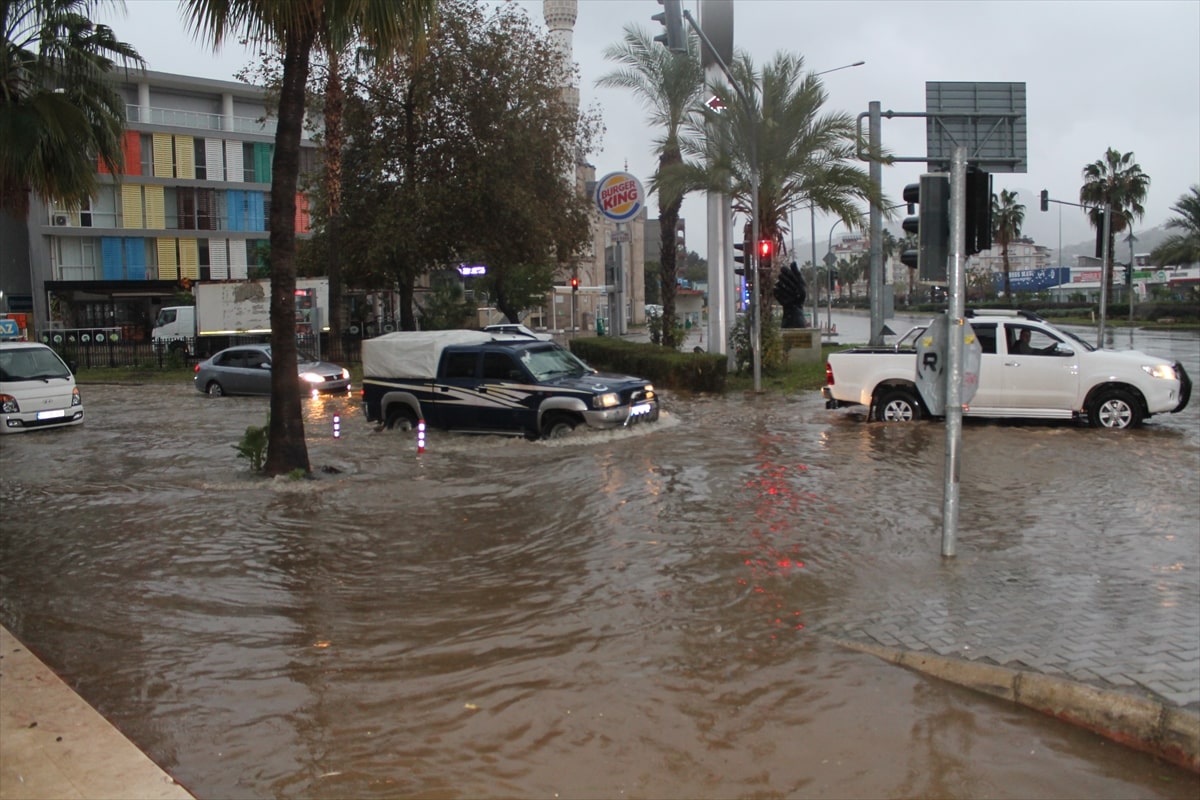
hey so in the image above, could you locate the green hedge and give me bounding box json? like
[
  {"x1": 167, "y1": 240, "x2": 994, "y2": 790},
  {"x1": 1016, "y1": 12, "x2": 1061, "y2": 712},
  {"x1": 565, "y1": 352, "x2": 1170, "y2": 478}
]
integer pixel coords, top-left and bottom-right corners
[{"x1": 569, "y1": 337, "x2": 727, "y2": 393}]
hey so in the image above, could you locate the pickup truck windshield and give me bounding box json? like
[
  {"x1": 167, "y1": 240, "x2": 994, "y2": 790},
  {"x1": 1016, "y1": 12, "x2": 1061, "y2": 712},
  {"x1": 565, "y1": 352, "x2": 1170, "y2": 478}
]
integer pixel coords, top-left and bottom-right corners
[{"x1": 521, "y1": 346, "x2": 593, "y2": 381}]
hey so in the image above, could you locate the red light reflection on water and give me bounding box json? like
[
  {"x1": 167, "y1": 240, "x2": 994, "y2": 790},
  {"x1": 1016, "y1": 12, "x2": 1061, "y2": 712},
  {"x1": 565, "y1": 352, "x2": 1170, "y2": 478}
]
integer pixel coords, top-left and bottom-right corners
[{"x1": 735, "y1": 450, "x2": 822, "y2": 638}]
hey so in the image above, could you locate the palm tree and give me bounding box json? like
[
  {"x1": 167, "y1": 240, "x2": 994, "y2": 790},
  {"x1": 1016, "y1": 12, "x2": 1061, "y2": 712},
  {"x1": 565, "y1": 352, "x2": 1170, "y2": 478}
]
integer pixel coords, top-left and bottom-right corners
[
  {"x1": 1, "y1": 0, "x2": 143, "y2": 218},
  {"x1": 991, "y1": 189, "x2": 1024, "y2": 299},
  {"x1": 1080, "y1": 148, "x2": 1150, "y2": 298},
  {"x1": 671, "y1": 52, "x2": 879, "y2": 322},
  {"x1": 597, "y1": 25, "x2": 703, "y2": 349},
  {"x1": 182, "y1": 0, "x2": 436, "y2": 476},
  {"x1": 1150, "y1": 185, "x2": 1200, "y2": 267}
]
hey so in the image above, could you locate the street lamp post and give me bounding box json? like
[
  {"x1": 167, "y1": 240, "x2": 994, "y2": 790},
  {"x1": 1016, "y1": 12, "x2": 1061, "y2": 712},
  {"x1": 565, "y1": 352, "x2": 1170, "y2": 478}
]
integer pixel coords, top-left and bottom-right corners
[{"x1": 826, "y1": 218, "x2": 845, "y2": 332}]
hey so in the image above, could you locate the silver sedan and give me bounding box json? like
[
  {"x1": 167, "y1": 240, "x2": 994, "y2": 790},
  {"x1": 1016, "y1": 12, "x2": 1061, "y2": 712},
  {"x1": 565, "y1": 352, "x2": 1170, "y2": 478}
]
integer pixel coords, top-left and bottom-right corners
[{"x1": 193, "y1": 344, "x2": 350, "y2": 397}]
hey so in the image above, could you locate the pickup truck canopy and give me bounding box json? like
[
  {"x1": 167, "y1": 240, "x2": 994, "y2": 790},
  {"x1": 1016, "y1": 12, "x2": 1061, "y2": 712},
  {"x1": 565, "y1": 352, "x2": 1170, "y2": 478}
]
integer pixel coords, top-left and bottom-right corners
[{"x1": 362, "y1": 330, "x2": 497, "y2": 378}]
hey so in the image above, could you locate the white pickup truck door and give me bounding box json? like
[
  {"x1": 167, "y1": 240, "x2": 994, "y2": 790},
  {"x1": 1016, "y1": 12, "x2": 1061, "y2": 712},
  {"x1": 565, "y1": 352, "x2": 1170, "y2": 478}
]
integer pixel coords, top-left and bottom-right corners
[{"x1": 997, "y1": 323, "x2": 1079, "y2": 411}]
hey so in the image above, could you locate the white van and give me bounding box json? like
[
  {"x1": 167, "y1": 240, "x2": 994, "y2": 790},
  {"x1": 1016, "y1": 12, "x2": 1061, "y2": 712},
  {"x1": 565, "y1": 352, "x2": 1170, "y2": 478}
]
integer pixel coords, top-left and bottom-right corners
[
  {"x1": 152, "y1": 306, "x2": 196, "y2": 351},
  {"x1": 0, "y1": 342, "x2": 84, "y2": 434}
]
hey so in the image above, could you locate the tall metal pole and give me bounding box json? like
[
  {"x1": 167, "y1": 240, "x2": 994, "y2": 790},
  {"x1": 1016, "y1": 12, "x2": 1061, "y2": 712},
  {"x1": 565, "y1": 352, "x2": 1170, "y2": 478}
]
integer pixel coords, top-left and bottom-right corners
[
  {"x1": 1128, "y1": 227, "x2": 1135, "y2": 325},
  {"x1": 868, "y1": 101, "x2": 884, "y2": 345},
  {"x1": 941, "y1": 146, "x2": 968, "y2": 558},
  {"x1": 1097, "y1": 203, "x2": 1111, "y2": 348},
  {"x1": 810, "y1": 205, "x2": 818, "y2": 330},
  {"x1": 826, "y1": 218, "x2": 844, "y2": 333}
]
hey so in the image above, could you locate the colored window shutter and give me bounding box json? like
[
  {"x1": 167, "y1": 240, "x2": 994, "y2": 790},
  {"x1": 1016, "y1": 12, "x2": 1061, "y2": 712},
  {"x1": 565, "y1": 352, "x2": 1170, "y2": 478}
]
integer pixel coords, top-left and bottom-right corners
[
  {"x1": 144, "y1": 185, "x2": 165, "y2": 229},
  {"x1": 101, "y1": 237, "x2": 123, "y2": 279},
  {"x1": 124, "y1": 238, "x2": 147, "y2": 280},
  {"x1": 254, "y1": 143, "x2": 273, "y2": 183},
  {"x1": 249, "y1": 192, "x2": 265, "y2": 231},
  {"x1": 209, "y1": 239, "x2": 229, "y2": 279},
  {"x1": 157, "y1": 238, "x2": 178, "y2": 280},
  {"x1": 124, "y1": 131, "x2": 141, "y2": 175},
  {"x1": 295, "y1": 194, "x2": 310, "y2": 233},
  {"x1": 121, "y1": 185, "x2": 143, "y2": 228},
  {"x1": 179, "y1": 238, "x2": 199, "y2": 279},
  {"x1": 153, "y1": 133, "x2": 174, "y2": 178},
  {"x1": 205, "y1": 139, "x2": 225, "y2": 181},
  {"x1": 225, "y1": 140, "x2": 244, "y2": 183},
  {"x1": 175, "y1": 135, "x2": 195, "y2": 179},
  {"x1": 228, "y1": 240, "x2": 248, "y2": 279},
  {"x1": 227, "y1": 190, "x2": 244, "y2": 231}
]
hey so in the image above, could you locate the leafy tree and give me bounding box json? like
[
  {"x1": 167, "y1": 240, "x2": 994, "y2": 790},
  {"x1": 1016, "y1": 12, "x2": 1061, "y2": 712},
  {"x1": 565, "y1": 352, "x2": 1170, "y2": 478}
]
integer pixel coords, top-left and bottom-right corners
[
  {"x1": 182, "y1": 0, "x2": 437, "y2": 477},
  {"x1": 417, "y1": 273, "x2": 474, "y2": 330},
  {"x1": 991, "y1": 189, "x2": 1025, "y2": 298},
  {"x1": 1, "y1": 0, "x2": 143, "y2": 218},
  {"x1": 1150, "y1": 185, "x2": 1200, "y2": 267},
  {"x1": 670, "y1": 52, "x2": 881, "y2": 324},
  {"x1": 597, "y1": 24, "x2": 703, "y2": 349},
  {"x1": 330, "y1": 0, "x2": 595, "y2": 329},
  {"x1": 1080, "y1": 147, "x2": 1150, "y2": 297}
]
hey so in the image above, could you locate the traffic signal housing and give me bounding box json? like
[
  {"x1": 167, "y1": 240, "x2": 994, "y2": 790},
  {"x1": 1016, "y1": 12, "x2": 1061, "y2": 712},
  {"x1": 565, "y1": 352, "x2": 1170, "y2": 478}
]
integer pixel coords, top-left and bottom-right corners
[
  {"x1": 733, "y1": 241, "x2": 747, "y2": 276},
  {"x1": 1040, "y1": 189, "x2": 1049, "y2": 212},
  {"x1": 965, "y1": 169, "x2": 991, "y2": 255},
  {"x1": 901, "y1": 173, "x2": 951, "y2": 283},
  {"x1": 652, "y1": 0, "x2": 686, "y2": 53}
]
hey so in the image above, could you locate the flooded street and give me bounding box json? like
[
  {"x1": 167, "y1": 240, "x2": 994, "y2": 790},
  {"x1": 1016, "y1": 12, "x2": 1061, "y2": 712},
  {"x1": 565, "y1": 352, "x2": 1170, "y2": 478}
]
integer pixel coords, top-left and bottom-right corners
[{"x1": 1, "y1": 323, "x2": 1198, "y2": 799}]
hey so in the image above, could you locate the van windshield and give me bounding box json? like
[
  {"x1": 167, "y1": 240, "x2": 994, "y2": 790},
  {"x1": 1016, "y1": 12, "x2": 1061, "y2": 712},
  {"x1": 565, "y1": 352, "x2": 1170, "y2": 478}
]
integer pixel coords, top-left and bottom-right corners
[{"x1": 0, "y1": 347, "x2": 71, "y2": 382}]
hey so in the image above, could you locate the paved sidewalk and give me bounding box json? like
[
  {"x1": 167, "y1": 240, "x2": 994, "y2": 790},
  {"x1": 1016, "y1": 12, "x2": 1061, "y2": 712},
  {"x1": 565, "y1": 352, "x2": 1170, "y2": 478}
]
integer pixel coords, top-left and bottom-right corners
[{"x1": 0, "y1": 625, "x2": 193, "y2": 800}]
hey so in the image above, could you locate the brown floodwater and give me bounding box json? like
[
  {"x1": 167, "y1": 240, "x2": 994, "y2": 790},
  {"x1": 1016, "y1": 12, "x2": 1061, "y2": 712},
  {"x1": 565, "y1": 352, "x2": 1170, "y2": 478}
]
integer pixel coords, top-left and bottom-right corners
[{"x1": 1, "y1": 326, "x2": 1198, "y2": 799}]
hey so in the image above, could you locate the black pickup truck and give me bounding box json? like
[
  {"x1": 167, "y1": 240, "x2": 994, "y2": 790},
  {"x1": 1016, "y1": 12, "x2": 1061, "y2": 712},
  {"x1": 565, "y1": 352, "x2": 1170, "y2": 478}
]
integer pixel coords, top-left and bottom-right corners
[{"x1": 360, "y1": 331, "x2": 659, "y2": 439}]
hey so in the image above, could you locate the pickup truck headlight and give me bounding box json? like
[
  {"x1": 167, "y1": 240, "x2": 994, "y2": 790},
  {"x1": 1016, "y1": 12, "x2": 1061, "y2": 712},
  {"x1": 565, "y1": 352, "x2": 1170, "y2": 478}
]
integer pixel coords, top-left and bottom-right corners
[
  {"x1": 593, "y1": 392, "x2": 620, "y2": 409},
  {"x1": 1142, "y1": 364, "x2": 1178, "y2": 381},
  {"x1": 0, "y1": 393, "x2": 18, "y2": 413}
]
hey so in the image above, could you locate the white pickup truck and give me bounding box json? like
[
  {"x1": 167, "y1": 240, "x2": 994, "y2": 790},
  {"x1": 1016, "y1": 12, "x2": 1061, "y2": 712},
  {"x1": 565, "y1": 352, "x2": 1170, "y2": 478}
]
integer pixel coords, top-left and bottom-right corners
[{"x1": 822, "y1": 309, "x2": 1192, "y2": 429}]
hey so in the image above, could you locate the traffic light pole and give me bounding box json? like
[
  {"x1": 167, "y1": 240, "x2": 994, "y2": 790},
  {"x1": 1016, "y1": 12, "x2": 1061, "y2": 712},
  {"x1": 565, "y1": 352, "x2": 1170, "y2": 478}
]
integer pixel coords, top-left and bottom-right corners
[
  {"x1": 678, "y1": 7, "x2": 762, "y2": 392},
  {"x1": 941, "y1": 146, "x2": 968, "y2": 558},
  {"x1": 1040, "y1": 193, "x2": 1111, "y2": 347}
]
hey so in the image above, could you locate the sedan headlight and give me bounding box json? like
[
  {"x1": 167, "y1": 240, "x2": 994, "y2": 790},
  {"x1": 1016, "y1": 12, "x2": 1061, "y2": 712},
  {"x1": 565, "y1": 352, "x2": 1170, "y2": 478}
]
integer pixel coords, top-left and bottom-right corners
[
  {"x1": 593, "y1": 392, "x2": 620, "y2": 409},
  {"x1": 1142, "y1": 364, "x2": 1178, "y2": 381},
  {"x1": 300, "y1": 371, "x2": 325, "y2": 384},
  {"x1": 341, "y1": 368, "x2": 350, "y2": 380}
]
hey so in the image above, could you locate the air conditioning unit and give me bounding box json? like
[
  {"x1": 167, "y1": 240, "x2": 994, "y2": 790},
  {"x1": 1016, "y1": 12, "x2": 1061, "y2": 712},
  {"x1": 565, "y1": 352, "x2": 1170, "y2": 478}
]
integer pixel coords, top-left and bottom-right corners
[{"x1": 52, "y1": 214, "x2": 68, "y2": 226}]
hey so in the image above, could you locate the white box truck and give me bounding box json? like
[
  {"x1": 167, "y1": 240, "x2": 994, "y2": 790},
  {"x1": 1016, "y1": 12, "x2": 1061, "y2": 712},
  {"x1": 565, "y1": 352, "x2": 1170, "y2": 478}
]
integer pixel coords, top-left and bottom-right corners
[{"x1": 153, "y1": 278, "x2": 329, "y2": 356}]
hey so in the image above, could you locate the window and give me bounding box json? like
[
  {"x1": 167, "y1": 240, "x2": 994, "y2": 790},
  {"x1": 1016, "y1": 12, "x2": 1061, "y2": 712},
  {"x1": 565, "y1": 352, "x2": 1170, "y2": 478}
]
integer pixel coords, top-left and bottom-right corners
[
  {"x1": 139, "y1": 134, "x2": 153, "y2": 176},
  {"x1": 442, "y1": 351, "x2": 477, "y2": 379},
  {"x1": 972, "y1": 323, "x2": 997, "y2": 355},
  {"x1": 194, "y1": 139, "x2": 207, "y2": 180},
  {"x1": 483, "y1": 352, "x2": 520, "y2": 380}
]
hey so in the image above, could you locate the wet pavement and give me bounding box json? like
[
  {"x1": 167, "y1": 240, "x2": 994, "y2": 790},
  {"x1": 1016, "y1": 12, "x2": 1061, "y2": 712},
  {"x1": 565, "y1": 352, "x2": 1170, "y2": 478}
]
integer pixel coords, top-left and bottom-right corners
[{"x1": 0, "y1": 315, "x2": 1197, "y2": 798}]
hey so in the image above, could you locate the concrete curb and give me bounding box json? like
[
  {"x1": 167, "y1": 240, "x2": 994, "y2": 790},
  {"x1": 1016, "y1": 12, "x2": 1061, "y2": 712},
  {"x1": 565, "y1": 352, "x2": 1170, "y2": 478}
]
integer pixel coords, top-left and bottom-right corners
[{"x1": 831, "y1": 637, "x2": 1200, "y2": 774}]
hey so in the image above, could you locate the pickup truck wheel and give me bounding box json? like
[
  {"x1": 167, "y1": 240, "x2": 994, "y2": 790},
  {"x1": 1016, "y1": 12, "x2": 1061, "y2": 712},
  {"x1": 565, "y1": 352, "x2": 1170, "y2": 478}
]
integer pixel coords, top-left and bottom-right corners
[
  {"x1": 541, "y1": 412, "x2": 576, "y2": 439},
  {"x1": 1087, "y1": 388, "x2": 1142, "y2": 429},
  {"x1": 385, "y1": 406, "x2": 418, "y2": 432},
  {"x1": 874, "y1": 388, "x2": 921, "y2": 422},
  {"x1": 205, "y1": 380, "x2": 225, "y2": 396}
]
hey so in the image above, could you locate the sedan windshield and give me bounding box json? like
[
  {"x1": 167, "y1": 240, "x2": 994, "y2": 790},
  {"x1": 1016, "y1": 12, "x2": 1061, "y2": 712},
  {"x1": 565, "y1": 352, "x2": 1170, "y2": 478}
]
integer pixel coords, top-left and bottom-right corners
[{"x1": 520, "y1": 345, "x2": 593, "y2": 381}]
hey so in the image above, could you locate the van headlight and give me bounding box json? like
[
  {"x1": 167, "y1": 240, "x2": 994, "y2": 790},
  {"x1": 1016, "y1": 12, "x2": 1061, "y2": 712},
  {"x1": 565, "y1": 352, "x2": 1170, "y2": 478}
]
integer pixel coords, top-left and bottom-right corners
[
  {"x1": 593, "y1": 392, "x2": 620, "y2": 409},
  {"x1": 1142, "y1": 364, "x2": 1178, "y2": 381},
  {"x1": 0, "y1": 394, "x2": 18, "y2": 413}
]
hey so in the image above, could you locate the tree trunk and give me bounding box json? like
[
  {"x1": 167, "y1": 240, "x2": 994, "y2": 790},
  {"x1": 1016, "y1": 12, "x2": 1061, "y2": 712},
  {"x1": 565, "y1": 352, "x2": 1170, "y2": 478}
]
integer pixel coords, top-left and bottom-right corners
[
  {"x1": 658, "y1": 152, "x2": 682, "y2": 349},
  {"x1": 324, "y1": 46, "x2": 345, "y2": 358},
  {"x1": 263, "y1": 27, "x2": 315, "y2": 478}
]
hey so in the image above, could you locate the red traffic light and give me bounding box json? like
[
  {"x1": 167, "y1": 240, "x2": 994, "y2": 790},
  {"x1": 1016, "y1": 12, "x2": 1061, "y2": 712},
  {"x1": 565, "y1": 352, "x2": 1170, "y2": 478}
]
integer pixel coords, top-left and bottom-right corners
[
  {"x1": 570, "y1": 276, "x2": 579, "y2": 290},
  {"x1": 758, "y1": 240, "x2": 772, "y2": 259}
]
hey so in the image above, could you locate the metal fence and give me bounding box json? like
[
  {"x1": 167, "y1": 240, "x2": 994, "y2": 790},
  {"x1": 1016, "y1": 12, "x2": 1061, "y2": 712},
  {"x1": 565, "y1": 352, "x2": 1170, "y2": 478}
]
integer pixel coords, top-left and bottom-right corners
[{"x1": 35, "y1": 329, "x2": 363, "y2": 369}]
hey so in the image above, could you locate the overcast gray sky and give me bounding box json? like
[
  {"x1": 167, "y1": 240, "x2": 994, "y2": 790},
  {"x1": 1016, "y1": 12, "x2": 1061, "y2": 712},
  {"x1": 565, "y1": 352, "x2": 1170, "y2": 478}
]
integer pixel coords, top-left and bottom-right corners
[{"x1": 100, "y1": 0, "x2": 1200, "y2": 260}]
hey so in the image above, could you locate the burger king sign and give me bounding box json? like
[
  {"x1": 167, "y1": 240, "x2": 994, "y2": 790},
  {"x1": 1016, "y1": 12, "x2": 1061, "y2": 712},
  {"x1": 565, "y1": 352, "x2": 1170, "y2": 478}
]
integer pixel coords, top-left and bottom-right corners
[{"x1": 594, "y1": 171, "x2": 644, "y2": 222}]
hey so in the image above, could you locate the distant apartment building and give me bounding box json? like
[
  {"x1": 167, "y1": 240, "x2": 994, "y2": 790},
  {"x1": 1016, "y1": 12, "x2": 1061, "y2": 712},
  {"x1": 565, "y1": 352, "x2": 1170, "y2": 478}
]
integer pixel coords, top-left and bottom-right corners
[{"x1": 0, "y1": 70, "x2": 317, "y2": 340}]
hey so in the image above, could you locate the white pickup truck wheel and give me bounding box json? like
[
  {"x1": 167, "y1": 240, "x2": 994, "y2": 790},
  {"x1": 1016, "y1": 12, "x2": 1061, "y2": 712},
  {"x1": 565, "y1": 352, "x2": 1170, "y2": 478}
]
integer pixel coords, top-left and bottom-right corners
[
  {"x1": 874, "y1": 388, "x2": 922, "y2": 422},
  {"x1": 1087, "y1": 388, "x2": 1142, "y2": 429}
]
